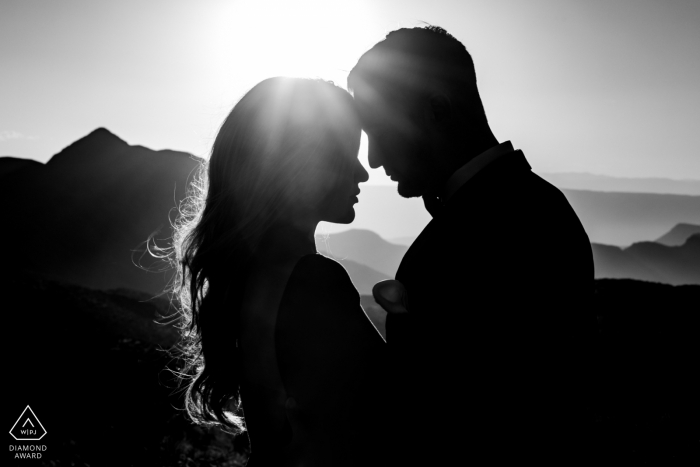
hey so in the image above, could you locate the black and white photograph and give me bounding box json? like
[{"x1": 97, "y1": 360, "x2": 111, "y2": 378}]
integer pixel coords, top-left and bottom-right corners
[{"x1": 3, "y1": 0, "x2": 699, "y2": 465}]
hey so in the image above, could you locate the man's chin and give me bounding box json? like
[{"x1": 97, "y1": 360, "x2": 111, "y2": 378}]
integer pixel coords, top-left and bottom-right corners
[{"x1": 396, "y1": 181, "x2": 424, "y2": 199}]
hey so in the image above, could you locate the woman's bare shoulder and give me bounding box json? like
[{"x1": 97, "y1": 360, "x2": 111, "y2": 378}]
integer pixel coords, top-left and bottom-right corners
[{"x1": 286, "y1": 253, "x2": 354, "y2": 293}]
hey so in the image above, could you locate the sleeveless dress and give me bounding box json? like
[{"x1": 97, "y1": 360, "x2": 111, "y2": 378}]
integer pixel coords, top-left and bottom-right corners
[{"x1": 245, "y1": 254, "x2": 391, "y2": 466}]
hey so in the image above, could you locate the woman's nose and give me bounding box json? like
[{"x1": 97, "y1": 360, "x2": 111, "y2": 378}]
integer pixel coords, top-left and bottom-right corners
[{"x1": 355, "y1": 159, "x2": 369, "y2": 183}]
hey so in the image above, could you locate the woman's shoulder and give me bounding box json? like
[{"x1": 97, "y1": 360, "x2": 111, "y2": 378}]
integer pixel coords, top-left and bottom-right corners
[
  {"x1": 285, "y1": 253, "x2": 356, "y2": 301},
  {"x1": 295, "y1": 252, "x2": 342, "y2": 266},
  {"x1": 292, "y1": 253, "x2": 350, "y2": 280}
]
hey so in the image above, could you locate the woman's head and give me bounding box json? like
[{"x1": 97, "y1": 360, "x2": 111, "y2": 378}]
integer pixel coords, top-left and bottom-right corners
[
  {"x1": 171, "y1": 77, "x2": 365, "y2": 434},
  {"x1": 210, "y1": 77, "x2": 366, "y2": 242}
]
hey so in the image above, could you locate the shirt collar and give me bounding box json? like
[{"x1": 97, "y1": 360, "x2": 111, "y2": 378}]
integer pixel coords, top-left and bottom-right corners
[{"x1": 441, "y1": 141, "x2": 515, "y2": 202}]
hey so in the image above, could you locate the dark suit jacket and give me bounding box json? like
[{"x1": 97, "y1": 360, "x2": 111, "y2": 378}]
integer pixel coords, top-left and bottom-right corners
[{"x1": 386, "y1": 150, "x2": 595, "y2": 465}]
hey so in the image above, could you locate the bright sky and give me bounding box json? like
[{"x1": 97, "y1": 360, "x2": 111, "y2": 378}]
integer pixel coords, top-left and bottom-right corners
[{"x1": 2, "y1": 0, "x2": 699, "y2": 182}]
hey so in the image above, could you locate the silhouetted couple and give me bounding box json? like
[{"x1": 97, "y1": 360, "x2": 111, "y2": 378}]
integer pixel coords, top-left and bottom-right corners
[{"x1": 172, "y1": 26, "x2": 594, "y2": 466}]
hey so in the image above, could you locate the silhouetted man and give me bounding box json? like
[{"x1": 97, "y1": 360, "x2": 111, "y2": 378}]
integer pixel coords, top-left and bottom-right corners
[{"x1": 349, "y1": 26, "x2": 595, "y2": 465}]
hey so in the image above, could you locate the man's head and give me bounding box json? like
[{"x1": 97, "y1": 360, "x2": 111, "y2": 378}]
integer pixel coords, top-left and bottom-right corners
[{"x1": 348, "y1": 26, "x2": 489, "y2": 198}]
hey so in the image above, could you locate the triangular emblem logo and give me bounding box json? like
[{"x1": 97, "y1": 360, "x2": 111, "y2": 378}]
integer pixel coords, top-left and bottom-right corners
[{"x1": 9, "y1": 406, "x2": 46, "y2": 441}]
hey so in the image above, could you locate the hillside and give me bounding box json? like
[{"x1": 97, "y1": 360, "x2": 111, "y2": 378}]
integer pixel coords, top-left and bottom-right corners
[
  {"x1": 0, "y1": 128, "x2": 200, "y2": 295},
  {"x1": 538, "y1": 172, "x2": 700, "y2": 196},
  {"x1": 317, "y1": 185, "x2": 432, "y2": 240},
  {"x1": 333, "y1": 257, "x2": 390, "y2": 295},
  {"x1": 655, "y1": 223, "x2": 700, "y2": 246},
  {"x1": 4, "y1": 129, "x2": 698, "y2": 300},
  {"x1": 323, "y1": 228, "x2": 700, "y2": 287},
  {"x1": 592, "y1": 234, "x2": 700, "y2": 285},
  {"x1": 4, "y1": 272, "x2": 698, "y2": 464},
  {"x1": 0, "y1": 132, "x2": 389, "y2": 297},
  {"x1": 317, "y1": 229, "x2": 408, "y2": 277},
  {"x1": 320, "y1": 185, "x2": 700, "y2": 246},
  {"x1": 0, "y1": 156, "x2": 42, "y2": 178},
  {"x1": 562, "y1": 189, "x2": 700, "y2": 246},
  {"x1": 386, "y1": 236, "x2": 416, "y2": 247},
  {"x1": 3, "y1": 270, "x2": 247, "y2": 466}
]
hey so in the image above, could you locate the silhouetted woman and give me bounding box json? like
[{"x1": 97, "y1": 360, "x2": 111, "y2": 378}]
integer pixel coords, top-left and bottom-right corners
[{"x1": 170, "y1": 77, "x2": 389, "y2": 466}]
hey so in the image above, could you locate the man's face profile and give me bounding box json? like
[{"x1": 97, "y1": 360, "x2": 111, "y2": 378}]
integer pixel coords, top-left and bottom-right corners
[{"x1": 353, "y1": 85, "x2": 435, "y2": 198}]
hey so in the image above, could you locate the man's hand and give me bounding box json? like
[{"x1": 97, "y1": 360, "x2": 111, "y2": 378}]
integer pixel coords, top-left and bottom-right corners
[{"x1": 372, "y1": 280, "x2": 409, "y2": 314}]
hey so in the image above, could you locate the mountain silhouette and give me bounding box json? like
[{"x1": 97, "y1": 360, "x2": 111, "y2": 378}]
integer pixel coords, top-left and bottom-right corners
[
  {"x1": 0, "y1": 129, "x2": 391, "y2": 297},
  {"x1": 592, "y1": 234, "x2": 700, "y2": 285},
  {"x1": 0, "y1": 156, "x2": 42, "y2": 179},
  {"x1": 6, "y1": 129, "x2": 698, "y2": 294},
  {"x1": 332, "y1": 257, "x2": 390, "y2": 295},
  {"x1": 538, "y1": 172, "x2": 700, "y2": 196},
  {"x1": 7, "y1": 130, "x2": 700, "y2": 463},
  {"x1": 316, "y1": 229, "x2": 408, "y2": 277},
  {"x1": 319, "y1": 185, "x2": 432, "y2": 240},
  {"x1": 330, "y1": 185, "x2": 700, "y2": 247},
  {"x1": 0, "y1": 128, "x2": 200, "y2": 295},
  {"x1": 320, "y1": 227, "x2": 700, "y2": 287},
  {"x1": 655, "y1": 223, "x2": 700, "y2": 246},
  {"x1": 386, "y1": 236, "x2": 416, "y2": 247},
  {"x1": 563, "y1": 190, "x2": 700, "y2": 246}
]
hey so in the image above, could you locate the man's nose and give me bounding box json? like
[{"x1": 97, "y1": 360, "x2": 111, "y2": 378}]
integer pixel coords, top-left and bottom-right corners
[{"x1": 367, "y1": 141, "x2": 383, "y2": 169}]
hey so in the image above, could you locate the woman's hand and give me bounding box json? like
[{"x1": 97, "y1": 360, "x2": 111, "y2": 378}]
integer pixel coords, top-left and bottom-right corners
[{"x1": 372, "y1": 280, "x2": 408, "y2": 314}]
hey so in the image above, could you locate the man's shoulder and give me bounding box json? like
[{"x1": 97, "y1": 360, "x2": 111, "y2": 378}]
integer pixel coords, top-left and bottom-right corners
[
  {"x1": 446, "y1": 161, "x2": 571, "y2": 213},
  {"x1": 521, "y1": 170, "x2": 572, "y2": 206},
  {"x1": 416, "y1": 166, "x2": 585, "y2": 250}
]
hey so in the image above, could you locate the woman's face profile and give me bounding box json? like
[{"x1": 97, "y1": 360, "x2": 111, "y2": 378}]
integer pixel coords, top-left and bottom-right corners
[{"x1": 310, "y1": 127, "x2": 367, "y2": 225}]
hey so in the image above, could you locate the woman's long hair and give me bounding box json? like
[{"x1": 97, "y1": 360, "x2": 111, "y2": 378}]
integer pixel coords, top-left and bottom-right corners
[{"x1": 169, "y1": 77, "x2": 359, "y2": 433}]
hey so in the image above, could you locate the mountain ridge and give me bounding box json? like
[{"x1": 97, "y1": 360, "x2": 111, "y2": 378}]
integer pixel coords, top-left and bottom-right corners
[
  {"x1": 317, "y1": 229, "x2": 408, "y2": 278},
  {"x1": 1, "y1": 128, "x2": 201, "y2": 294},
  {"x1": 655, "y1": 223, "x2": 700, "y2": 246},
  {"x1": 47, "y1": 127, "x2": 130, "y2": 165},
  {"x1": 325, "y1": 185, "x2": 700, "y2": 246},
  {"x1": 5, "y1": 128, "x2": 699, "y2": 293},
  {"x1": 538, "y1": 172, "x2": 700, "y2": 196},
  {"x1": 592, "y1": 233, "x2": 700, "y2": 285},
  {"x1": 0, "y1": 156, "x2": 42, "y2": 178}
]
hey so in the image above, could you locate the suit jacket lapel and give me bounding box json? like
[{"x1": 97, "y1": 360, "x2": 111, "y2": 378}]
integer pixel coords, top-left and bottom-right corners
[
  {"x1": 443, "y1": 149, "x2": 531, "y2": 210},
  {"x1": 396, "y1": 150, "x2": 532, "y2": 283}
]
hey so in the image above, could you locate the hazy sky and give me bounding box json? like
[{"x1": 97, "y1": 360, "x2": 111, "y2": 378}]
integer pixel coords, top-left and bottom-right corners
[{"x1": 2, "y1": 0, "x2": 699, "y2": 182}]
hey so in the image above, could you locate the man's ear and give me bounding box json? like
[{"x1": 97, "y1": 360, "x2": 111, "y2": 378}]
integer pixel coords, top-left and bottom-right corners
[{"x1": 428, "y1": 93, "x2": 452, "y2": 125}]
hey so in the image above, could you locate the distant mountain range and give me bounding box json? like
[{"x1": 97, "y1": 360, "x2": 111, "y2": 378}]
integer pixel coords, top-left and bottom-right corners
[
  {"x1": 325, "y1": 184, "x2": 699, "y2": 247},
  {"x1": 387, "y1": 236, "x2": 415, "y2": 247},
  {"x1": 331, "y1": 258, "x2": 390, "y2": 295},
  {"x1": 592, "y1": 233, "x2": 700, "y2": 286},
  {"x1": 316, "y1": 229, "x2": 407, "y2": 277},
  {"x1": 561, "y1": 190, "x2": 699, "y2": 247},
  {"x1": 655, "y1": 223, "x2": 700, "y2": 246},
  {"x1": 3, "y1": 128, "x2": 698, "y2": 297},
  {"x1": 5, "y1": 129, "x2": 699, "y2": 463},
  {"x1": 320, "y1": 226, "x2": 700, "y2": 286},
  {"x1": 537, "y1": 172, "x2": 700, "y2": 196},
  {"x1": 0, "y1": 128, "x2": 393, "y2": 296},
  {"x1": 0, "y1": 128, "x2": 199, "y2": 294}
]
